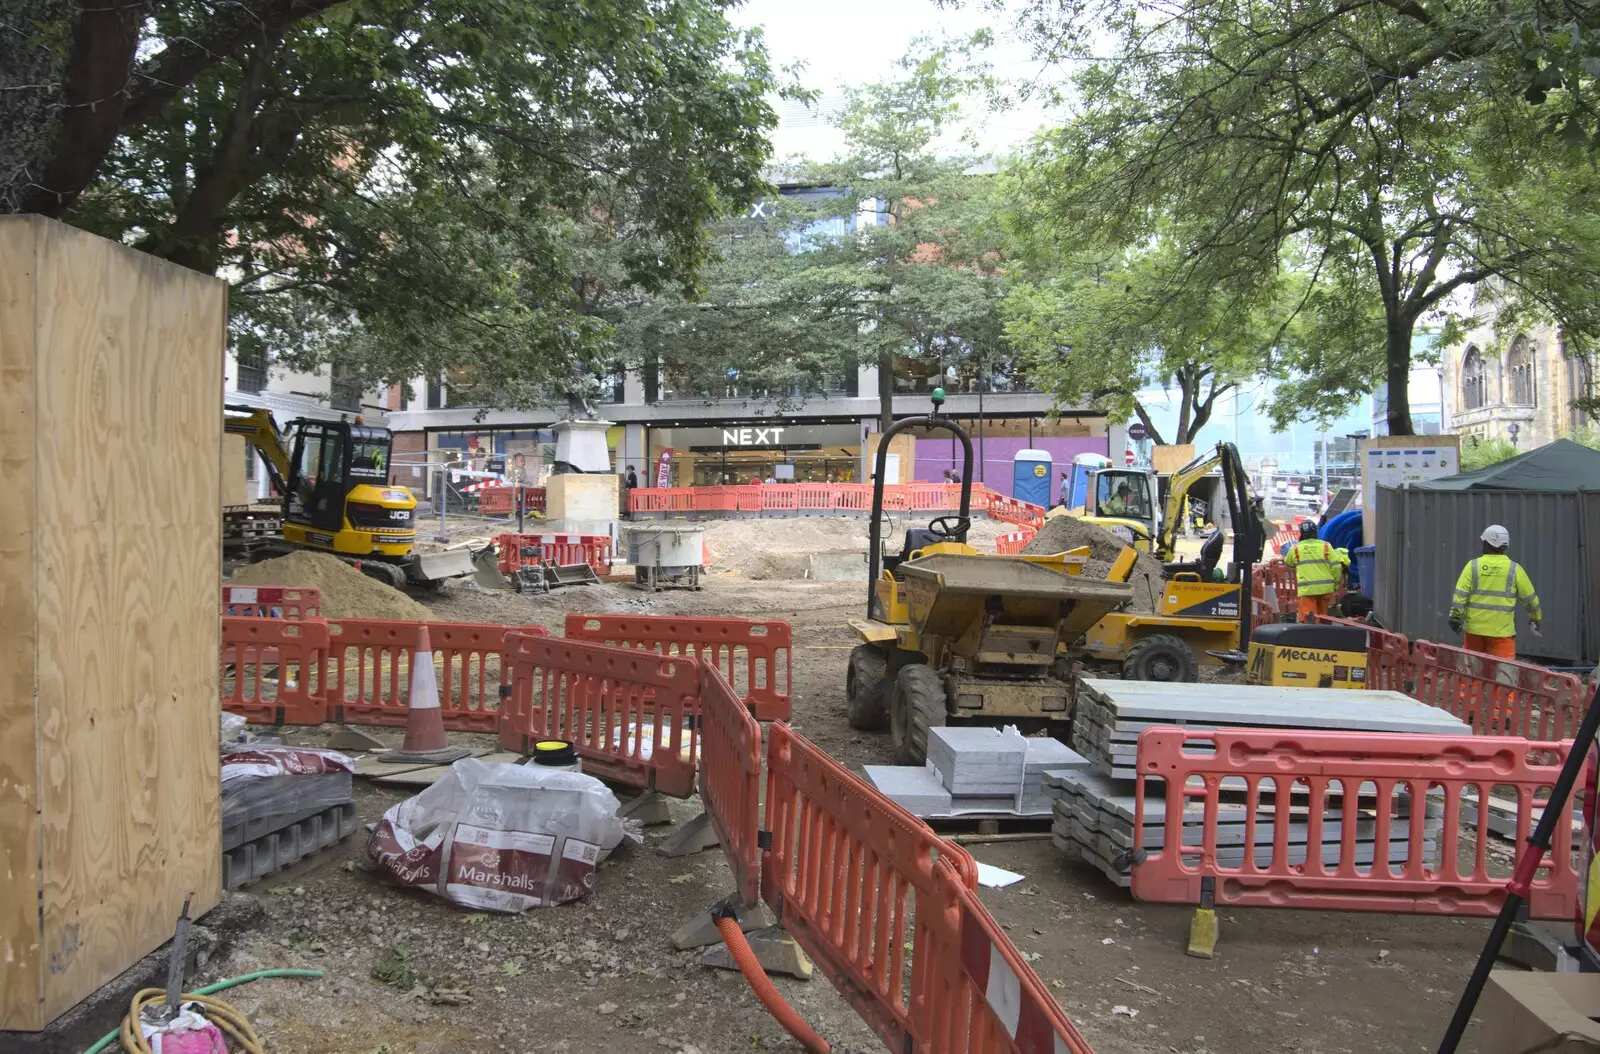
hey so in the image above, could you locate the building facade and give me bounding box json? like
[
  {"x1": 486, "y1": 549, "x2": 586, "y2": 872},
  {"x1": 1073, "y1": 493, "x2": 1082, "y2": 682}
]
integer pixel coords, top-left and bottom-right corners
[
  {"x1": 1440, "y1": 310, "x2": 1596, "y2": 448},
  {"x1": 384, "y1": 363, "x2": 1107, "y2": 501}
]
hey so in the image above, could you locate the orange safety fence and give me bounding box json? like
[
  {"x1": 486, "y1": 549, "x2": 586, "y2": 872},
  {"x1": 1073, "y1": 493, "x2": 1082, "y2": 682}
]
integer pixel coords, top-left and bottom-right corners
[
  {"x1": 318, "y1": 619, "x2": 543, "y2": 733},
  {"x1": 698, "y1": 663, "x2": 764, "y2": 906},
  {"x1": 1250, "y1": 560, "x2": 1298, "y2": 617},
  {"x1": 760, "y1": 723, "x2": 1095, "y2": 1053},
  {"x1": 477, "y1": 484, "x2": 546, "y2": 517},
  {"x1": 1312, "y1": 615, "x2": 1414, "y2": 693},
  {"x1": 1408, "y1": 640, "x2": 1586, "y2": 740},
  {"x1": 498, "y1": 631, "x2": 701, "y2": 796},
  {"x1": 628, "y1": 482, "x2": 995, "y2": 517},
  {"x1": 222, "y1": 585, "x2": 322, "y2": 619},
  {"x1": 220, "y1": 616, "x2": 328, "y2": 725},
  {"x1": 994, "y1": 529, "x2": 1036, "y2": 556},
  {"x1": 564, "y1": 613, "x2": 792, "y2": 722},
  {"x1": 493, "y1": 532, "x2": 613, "y2": 576},
  {"x1": 1131, "y1": 727, "x2": 1579, "y2": 921},
  {"x1": 984, "y1": 492, "x2": 1047, "y2": 530}
]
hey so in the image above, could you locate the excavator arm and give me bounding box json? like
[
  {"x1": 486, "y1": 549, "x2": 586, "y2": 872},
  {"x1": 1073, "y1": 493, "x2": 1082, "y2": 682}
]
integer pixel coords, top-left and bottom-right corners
[
  {"x1": 1155, "y1": 446, "x2": 1224, "y2": 560},
  {"x1": 224, "y1": 405, "x2": 296, "y2": 499}
]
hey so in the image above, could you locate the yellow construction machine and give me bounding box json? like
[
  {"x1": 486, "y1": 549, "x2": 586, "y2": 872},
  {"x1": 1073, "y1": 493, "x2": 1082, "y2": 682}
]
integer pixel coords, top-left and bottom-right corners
[
  {"x1": 1244, "y1": 621, "x2": 1369, "y2": 690},
  {"x1": 1075, "y1": 442, "x2": 1270, "y2": 680},
  {"x1": 845, "y1": 391, "x2": 1134, "y2": 762},
  {"x1": 225, "y1": 406, "x2": 472, "y2": 587}
]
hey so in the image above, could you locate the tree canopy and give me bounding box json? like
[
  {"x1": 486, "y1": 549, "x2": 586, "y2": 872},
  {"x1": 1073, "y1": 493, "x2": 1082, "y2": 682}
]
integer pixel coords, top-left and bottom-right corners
[
  {"x1": 6, "y1": 0, "x2": 778, "y2": 406},
  {"x1": 1003, "y1": 0, "x2": 1600, "y2": 434}
]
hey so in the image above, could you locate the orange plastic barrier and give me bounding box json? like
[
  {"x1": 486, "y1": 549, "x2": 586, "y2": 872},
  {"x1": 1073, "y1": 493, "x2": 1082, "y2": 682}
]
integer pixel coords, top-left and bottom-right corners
[
  {"x1": 222, "y1": 585, "x2": 322, "y2": 619},
  {"x1": 994, "y1": 529, "x2": 1036, "y2": 555},
  {"x1": 1313, "y1": 615, "x2": 1413, "y2": 693},
  {"x1": 477, "y1": 484, "x2": 545, "y2": 518},
  {"x1": 499, "y1": 632, "x2": 701, "y2": 796},
  {"x1": 321, "y1": 619, "x2": 545, "y2": 733},
  {"x1": 1251, "y1": 560, "x2": 1298, "y2": 616},
  {"x1": 1131, "y1": 727, "x2": 1579, "y2": 921},
  {"x1": 1408, "y1": 640, "x2": 1585, "y2": 740},
  {"x1": 493, "y1": 532, "x2": 612, "y2": 576},
  {"x1": 984, "y1": 492, "x2": 1046, "y2": 530},
  {"x1": 698, "y1": 663, "x2": 764, "y2": 905},
  {"x1": 760, "y1": 724, "x2": 1093, "y2": 1053},
  {"x1": 564, "y1": 613, "x2": 792, "y2": 722},
  {"x1": 627, "y1": 482, "x2": 991, "y2": 517},
  {"x1": 220, "y1": 616, "x2": 328, "y2": 725}
]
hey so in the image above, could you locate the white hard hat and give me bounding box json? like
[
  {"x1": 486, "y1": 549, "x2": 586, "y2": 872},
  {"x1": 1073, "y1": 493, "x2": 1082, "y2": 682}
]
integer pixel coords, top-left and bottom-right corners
[{"x1": 1481, "y1": 524, "x2": 1510, "y2": 547}]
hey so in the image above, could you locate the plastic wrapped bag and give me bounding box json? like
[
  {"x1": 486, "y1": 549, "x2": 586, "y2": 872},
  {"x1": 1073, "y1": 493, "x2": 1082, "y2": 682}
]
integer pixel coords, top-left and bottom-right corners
[{"x1": 367, "y1": 758, "x2": 627, "y2": 912}]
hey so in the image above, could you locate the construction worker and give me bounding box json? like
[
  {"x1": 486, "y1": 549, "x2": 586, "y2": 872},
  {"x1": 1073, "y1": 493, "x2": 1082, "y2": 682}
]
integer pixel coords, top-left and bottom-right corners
[
  {"x1": 1284, "y1": 520, "x2": 1348, "y2": 622},
  {"x1": 1448, "y1": 525, "x2": 1541, "y2": 659}
]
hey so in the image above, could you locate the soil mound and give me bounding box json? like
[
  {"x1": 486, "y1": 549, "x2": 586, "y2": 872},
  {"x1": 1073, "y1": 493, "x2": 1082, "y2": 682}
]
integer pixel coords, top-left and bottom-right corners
[
  {"x1": 229, "y1": 551, "x2": 432, "y2": 620},
  {"x1": 1022, "y1": 514, "x2": 1166, "y2": 612}
]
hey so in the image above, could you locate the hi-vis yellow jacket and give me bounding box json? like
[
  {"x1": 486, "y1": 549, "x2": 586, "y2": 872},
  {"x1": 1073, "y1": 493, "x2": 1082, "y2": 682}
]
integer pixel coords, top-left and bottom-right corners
[
  {"x1": 1284, "y1": 539, "x2": 1349, "y2": 597},
  {"x1": 1450, "y1": 555, "x2": 1541, "y2": 638}
]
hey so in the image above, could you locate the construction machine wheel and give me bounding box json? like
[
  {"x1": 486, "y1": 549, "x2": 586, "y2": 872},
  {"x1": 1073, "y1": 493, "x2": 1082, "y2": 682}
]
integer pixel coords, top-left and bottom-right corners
[
  {"x1": 845, "y1": 644, "x2": 890, "y2": 731},
  {"x1": 889, "y1": 664, "x2": 947, "y2": 765},
  {"x1": 1123, "y1": 633, "x2": 1200, "y2": 683}
]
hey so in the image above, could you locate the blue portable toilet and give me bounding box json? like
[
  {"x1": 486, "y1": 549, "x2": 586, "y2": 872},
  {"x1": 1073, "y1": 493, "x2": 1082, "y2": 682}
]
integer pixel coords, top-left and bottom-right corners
[
  {"x1": 1066, "y1": 453, "x2": 1112, "y2": 510},
  {"x1": 1012, "y1": 449, "x2": 1052, "y2": 507}
]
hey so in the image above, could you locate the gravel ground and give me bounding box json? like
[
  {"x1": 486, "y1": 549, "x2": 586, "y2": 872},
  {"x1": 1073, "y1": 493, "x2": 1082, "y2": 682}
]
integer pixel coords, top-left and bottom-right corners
[{"x1": 206, "y1": 562, "x2": 1501, "y2": 1054}]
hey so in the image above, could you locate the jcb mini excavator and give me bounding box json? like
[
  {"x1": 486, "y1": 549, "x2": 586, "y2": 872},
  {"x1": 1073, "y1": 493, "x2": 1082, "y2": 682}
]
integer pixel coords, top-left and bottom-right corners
[{"x1": 225, "y1": 406, "x2": 473, "y2": 587}]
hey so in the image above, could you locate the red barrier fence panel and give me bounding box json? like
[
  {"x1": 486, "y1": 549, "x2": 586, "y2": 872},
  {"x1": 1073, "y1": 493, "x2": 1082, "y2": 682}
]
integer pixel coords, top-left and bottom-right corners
[
  {"x1": 222, "y1": 585, "x2": 322, "y2": 619},
  {"x1": 564, "y1": 613, "x2": 792, "y2": 722},
  {"x1": 986, "y1": 493, "x2": 1046, "y2": 530},
  {"x1": 698, "y1": 664, "x2": 763, "y2": 906},
  {"x1": 1409, "y1": 640, "x2": 1584, "y2": 740},
  {"x1": 322, "y1": 619, "x2": 546, "y2": 732},
  {"x1": 761, "y1": 724, "x2": 1093, "y2": 1053},
  {"x1": 1314, "y1": 615, "x2": 1414, "y2": 693},
  {"x1": 499, "y1": 632, "x2": 701, "y2": 796},
  {"x1": 994, "y1": 529, "x2": 1036, "y2": 556},
  {"x1": 221, "y1": 616, "x2": 328, "y2": 725},
  {"x1": 494, "y1": 533, "x2": 612, "y2": 575},
  {"x1": 1131, "y1": 727, "x2": 1579, "y2": 921}
]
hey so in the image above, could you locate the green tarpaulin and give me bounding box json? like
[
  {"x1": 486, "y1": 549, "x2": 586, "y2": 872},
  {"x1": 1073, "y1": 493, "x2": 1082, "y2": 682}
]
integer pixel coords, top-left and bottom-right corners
[{"x1": 1412, "y1": 439, "x2": 1600, "y2": 492}]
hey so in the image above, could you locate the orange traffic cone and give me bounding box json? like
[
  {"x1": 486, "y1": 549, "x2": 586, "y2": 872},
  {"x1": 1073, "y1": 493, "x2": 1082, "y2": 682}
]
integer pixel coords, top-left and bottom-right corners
[{"x1": 378, "y1": 624, "x2": 470, "y2": 764}]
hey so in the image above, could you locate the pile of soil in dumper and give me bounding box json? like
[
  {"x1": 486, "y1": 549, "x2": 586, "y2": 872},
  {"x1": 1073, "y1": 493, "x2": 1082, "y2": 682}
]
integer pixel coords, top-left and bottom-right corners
[{"x1": 1021, "y1": 515, "x2": 1166, "y2": 613}]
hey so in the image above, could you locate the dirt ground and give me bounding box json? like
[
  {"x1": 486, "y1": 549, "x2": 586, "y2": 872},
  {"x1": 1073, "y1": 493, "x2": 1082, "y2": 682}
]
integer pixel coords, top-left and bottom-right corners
[{"x1": 209, "y1": 525, "x2": 1505, "y2": 1054}]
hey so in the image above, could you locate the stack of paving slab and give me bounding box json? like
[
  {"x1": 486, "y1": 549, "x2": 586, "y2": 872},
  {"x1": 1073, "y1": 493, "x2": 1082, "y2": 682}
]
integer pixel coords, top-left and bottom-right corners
[
  {"x1": 1070, "y1": 679, "x2": 1473, "y2": 779},
  {"x1": 1051, "y1": 680, "x2": 1468, "y2": 888},
  {"x1": 865, "y1": 726, "x2": 1092, "y2": 819}
]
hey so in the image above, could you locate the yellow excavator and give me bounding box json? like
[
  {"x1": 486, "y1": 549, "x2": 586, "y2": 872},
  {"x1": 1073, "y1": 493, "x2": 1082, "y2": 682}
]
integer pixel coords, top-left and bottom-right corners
[
  {"x1": 225, "y1": 406, "x2": 472, "y2": 587},
  {"x1": 1062, "y1": 442, "x2": 1253, "y2": 561}
]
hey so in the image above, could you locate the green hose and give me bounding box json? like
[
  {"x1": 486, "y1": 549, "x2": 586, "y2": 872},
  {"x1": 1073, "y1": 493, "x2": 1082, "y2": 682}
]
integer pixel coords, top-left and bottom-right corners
[{"x1": 83, "y1": 969, "x2": 323, "y2": 1054}]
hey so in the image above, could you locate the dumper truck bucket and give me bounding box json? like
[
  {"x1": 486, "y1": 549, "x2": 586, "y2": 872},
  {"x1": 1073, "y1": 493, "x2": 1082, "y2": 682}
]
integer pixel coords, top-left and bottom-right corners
[
  {"x1": 898, "y1": 553, "x2": 1133, "y2": 644},
  {"x1": 543, "y1": 563, "x2": 601, "y2": 588}
]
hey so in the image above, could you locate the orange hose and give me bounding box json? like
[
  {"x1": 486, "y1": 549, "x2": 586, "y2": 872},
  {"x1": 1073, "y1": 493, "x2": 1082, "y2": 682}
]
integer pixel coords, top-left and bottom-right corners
[{"x1": 713, "y1": 916, "x2": 830, "y2": 1053}]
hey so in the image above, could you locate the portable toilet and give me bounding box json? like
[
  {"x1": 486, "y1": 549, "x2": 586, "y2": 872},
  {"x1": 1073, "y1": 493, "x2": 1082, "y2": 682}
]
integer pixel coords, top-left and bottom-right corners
[
  {"x1": 1067, "y1": 453, "x2": 1112, "y2": 511},
  {"x1": 1012, "y1": 449, "x2": 1052, "y2": 506}
]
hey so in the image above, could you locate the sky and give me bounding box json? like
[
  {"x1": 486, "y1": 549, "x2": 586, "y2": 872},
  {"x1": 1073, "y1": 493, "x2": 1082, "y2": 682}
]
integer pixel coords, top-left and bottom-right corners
[{"x1": 728, "y1": 0, "x2": 1063, "y2": 158}]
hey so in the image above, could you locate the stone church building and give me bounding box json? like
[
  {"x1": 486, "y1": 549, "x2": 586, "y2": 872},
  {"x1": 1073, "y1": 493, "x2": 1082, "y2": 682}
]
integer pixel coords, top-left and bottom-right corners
[{"x1": 1440, "y1": 301, "x2": 1595, "y2": 448}]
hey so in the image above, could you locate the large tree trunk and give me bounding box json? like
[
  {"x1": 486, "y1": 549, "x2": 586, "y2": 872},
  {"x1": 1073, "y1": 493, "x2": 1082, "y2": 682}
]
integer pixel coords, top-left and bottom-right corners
[{"x1": 1384, "y1": 316, "x2": 1416, "y2": 436}]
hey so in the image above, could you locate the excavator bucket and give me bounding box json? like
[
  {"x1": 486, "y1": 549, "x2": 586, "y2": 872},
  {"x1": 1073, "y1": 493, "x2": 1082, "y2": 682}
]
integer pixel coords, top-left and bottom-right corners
[
  {"x1": 407, "y1": 547, "x2": 476, "y2": 584},
  {"x1": 470, "y1": 545, "x2": 510, "y2": 589},
  {"x1": 543, "y1": 563, "x2": 601, "y2": 588}
]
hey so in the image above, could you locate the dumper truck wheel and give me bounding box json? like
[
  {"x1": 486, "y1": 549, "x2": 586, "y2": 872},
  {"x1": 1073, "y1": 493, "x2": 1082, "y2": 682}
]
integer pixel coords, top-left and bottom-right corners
[
  {"x1": 890, "y1": 664, "x2": 947, "y2": 765},
  {"x1": 1123, "y1": 633, "x2": 1200, "y2": 683},
  {"x1": 846, "y1": 645, "x2": 890, "y2": 731}
]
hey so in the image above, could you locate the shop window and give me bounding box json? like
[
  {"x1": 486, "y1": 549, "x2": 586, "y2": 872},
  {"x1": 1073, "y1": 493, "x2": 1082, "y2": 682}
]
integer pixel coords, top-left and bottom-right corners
[
  {"x1": 1508, "y1": 336, "x2": 1535, "y2": 406},
  {"x1": 1461, "y1": 346, "x2": 1486, "y2": 410}
]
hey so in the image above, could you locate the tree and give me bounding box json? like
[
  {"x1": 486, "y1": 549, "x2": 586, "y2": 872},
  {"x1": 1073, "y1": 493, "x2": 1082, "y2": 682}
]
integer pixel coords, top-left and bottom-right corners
[
  {"x1": 11, "y1": 1, "x2": 778, "y2": 406},
  {"x1": 620, "y1": 36, "x2": 1014, "y2": 426},
  {"x1": 1001, "y1": 228, "x2": 1294, "y2": 445},
  {"x1": 1006, "y1": 0, "x2": 1600, "y2": 435}
]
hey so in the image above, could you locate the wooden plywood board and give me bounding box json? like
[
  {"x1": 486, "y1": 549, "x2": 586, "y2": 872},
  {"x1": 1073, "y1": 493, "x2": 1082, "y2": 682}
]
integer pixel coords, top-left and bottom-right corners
[
  {"x1": 0, "y1": 217, "x2": 43, "y2": 1029},
  {"x1": 1151, "y1": 444, "x2": 1196, "y2": 475},
  {"x1": 0, "y1": 217, "x2": 226, "y2": 1030}
]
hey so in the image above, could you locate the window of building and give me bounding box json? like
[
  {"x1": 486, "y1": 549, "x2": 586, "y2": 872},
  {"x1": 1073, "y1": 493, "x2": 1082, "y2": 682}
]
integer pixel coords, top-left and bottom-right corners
[
  {"x1": 1461, "y1": 346, "x2": 1486, "y2": 410},
  {"x1": 1508, "y1": 336, "x2": 1535, "y2": 406},
  {"x1": 330, "y1": 358, "x2": 362, "y2": 412},
  {"x1": 235, "y1": 337, "x2": 267, "y2": 394},
  {"x1": 1569, "y1": 341, "x2": 1595, "y2": 432},
  {"x1": 245, "y1": 441, "x2": 257, "y2": 481},
  {"x1": 426, "y1": 374, "x2": 445, "y2": 410}
]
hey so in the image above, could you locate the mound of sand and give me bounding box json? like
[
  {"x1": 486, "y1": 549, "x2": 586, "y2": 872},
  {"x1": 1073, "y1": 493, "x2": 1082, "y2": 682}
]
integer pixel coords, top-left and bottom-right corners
[
  {"x1": 229, "y1": 551, "x2": 432, "y2": 621},
  {"x1": 1022, "y1": 514, "x2": 1166, "y2": 612}
]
